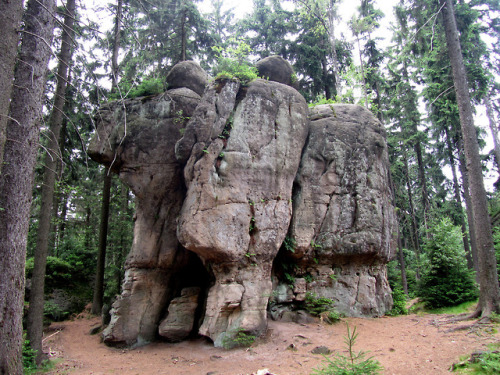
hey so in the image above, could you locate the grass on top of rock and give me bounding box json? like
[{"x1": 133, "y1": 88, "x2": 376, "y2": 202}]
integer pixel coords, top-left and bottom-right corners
[{"x1": 212, "y1": 40, "x2": 258, "y2": 85}]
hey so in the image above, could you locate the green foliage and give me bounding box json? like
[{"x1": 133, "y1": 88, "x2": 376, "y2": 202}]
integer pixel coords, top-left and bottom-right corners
[
  {"x1": 221, "y1": 327, "x2": 256, "y2": 349},
  {"x1": 44, "y1": 300, "x2": 70, "y2": 321},
  {"x1": 385, "y1": 288, "x2": 408, "y2": 316},
  {"x1": 23, "y1": 335, "x2": 37, "y2": 374},
  {"x1": 311, "y1": 324, "x2": 382, "y2": 375},
  {"x1": 308, "y1": 96, "x2": 337, "y2": 108},
  {"x1": 109, "y1": 77, "x2": 164, "y2": 100},
  {"x1": 452, "y1": 348, "x2": 500, "y2": 374},
  {"x1": 304, "y1": 292, "x2": 334, "y2": 317},
  {"x1": 212, "y1": 40, "x2": 258, "y2": 84},
  {"x1": 417, "y1": 218, "x2": 478, "y2": 309},
  {"x1": 283, "y1": 236, "x2": 296, "y2": 253},
  {"x1": 26, "y1": 256, "x2": 72, "y2": 291}
]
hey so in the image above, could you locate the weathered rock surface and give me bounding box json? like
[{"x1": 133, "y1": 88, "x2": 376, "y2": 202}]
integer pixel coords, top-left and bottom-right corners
[
  {"x1": 88, "y1": 59, "x2": 397, "y2": 349},
  {"x1": 88, "y1": 78, "x2": 205, "y2": 345},
  {"x1": 176, "y1": 78, "x2": 309, "y2": 346},
  {"x1": 274, "y1": 104, "x2": 397, "y2": 317},
  {"x1": 256, "y1": 55, "x2": 296, "y2": 88},
  {"x1": 158, "y1": 287, "x2": 201, "y2": 341},
  {"x1": 166, "y1": 60, "x2": 209, "y2": 96}
]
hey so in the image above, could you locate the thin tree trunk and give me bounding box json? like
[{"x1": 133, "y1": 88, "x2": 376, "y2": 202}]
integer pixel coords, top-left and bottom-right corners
[
  {"x1": 442, "y1": 0, "x2": 500, "y2": 316},
  {"x1": 397, "y1": 230, "x2": 409, "y2": 296},
  {"x1": 92, "y1": 0, "x2": 122, "y2": 315},
  {"x1": 327, "y1": 0, "x2": 340, "y2": 97},
  {"x1": 27, "y1": 0, "x2": 76, "y2": 363},
  {"x1": 321, "y1": 57, "x2": 332, "y2": 100},
  {"x1": 0, "y1": 0, "x2": 56, "y2": 372},
  {"x1": 402, "y1": 146, "x2": 421, "y2": 280},
  {"x1": 0, "y1": 0, "x2": 24, "y2": 165},
  {"x1": 444, "y1": 127, "x2": 473, "y2": 269},
  {"x1": 485, "y1": 96, "x2": 500, "y2": 173},
  {"x1": 91, "y1": 172, "x2": 112, "y2": 315}
]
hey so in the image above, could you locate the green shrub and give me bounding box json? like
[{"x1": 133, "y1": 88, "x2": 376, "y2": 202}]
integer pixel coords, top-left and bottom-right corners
[
  {"x1": 109, "y1": 77, "x2": 164, "y2": 100},
  {"x1": 452, "y1": 350, "x2": 500, "y2": 374},
  {"x1": 221, "y1": 328, "x2": 256, "y2": 349},
  {"x1": 417, "y1": 218, "x2": 478, "y2": 309},
  {"x1": 23, "y1": 335, "x2": 37, "y2": 374},
  {"x1": 26, "y1": 256, "x2": 72, "y2": 291},
  {"x1": 386, "y1": 288, "x2": 408, "y2": 316},
  {"x1": 311, "y1": 324, "x2": 382, "y2": 375},
  {"x1": 212, "y1": 40, "x2": 258, "y2": 84},
  {"x1": 305, "y1": 292, "x2": 335, "y2": 316}
]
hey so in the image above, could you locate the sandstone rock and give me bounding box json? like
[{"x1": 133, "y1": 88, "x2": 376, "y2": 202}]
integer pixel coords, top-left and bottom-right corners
[
  {"x1": 166, "y1": 60, "x2": 209, "y2": 96},
  {"x1": 176, "y1": 78, "x2": 309, "y2": 346},
  {"x1": 256, "y1": 56, "x2": 296, "y2": 88},
  {"x1": 282, "y1": 104, "x2": 397, "y2": 317},
  {"x1": 88, "y1": 81, "x2": 203, "y2": 346},
  {"x1": 158, "y1": 287, "x2": 201, "y2": 341}
]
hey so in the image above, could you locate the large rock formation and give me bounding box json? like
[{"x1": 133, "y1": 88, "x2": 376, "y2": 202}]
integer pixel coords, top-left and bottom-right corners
[
  {"x1": 88, "y1": 59, "x2": 397, "y2": 349},
  {"x1": 175, "y1": 78, "x2": 309, "y2": 346},
  {"x1": 271, "y1": 104, "x2": 397, "y2": 318},
  {"x1": 88, "y1": 62, "x2": 209, "y2": 346}
]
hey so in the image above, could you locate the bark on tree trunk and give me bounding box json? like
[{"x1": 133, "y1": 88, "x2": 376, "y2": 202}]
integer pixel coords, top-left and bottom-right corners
[
  {"x1": 26, "y1": 0, "x2": 76, "y2": 363},
  {"x1": 402, "y1": 146, "x2": 421, "y2": 280},
  {"x1": 442, "y1": 0, "x2": 500, "y2": 316},
  {"x1": 445, "y1": 127, "x2": 473, "y2": 269},
  {"x1": 91, "y1": 0, "x2": 123, "y2": 317},
  {"x1": 0, "y1": 0, "x2": 24, "y2": 165},
  {"x1": 485, "y1": 96, "x2": 500, "y2": 173},
  {"x1": 397, "y1": 231, "x2": 409, "y2": 296},
  {"x1": 0, "y1": 0, "x2": 56, "y2": 372},
  {"x1": 91, "y1": 172, "x2": 112, "y2": 315}
]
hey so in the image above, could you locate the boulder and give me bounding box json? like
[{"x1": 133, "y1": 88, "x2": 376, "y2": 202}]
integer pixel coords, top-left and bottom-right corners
[
  {"x1": 256, "y1": 56, "x2": 296, "y2": 88},
  {"x1": 166, "y1": 60, "x2": 209, "y2": 96},
  {"x1": 281, "y1": 104, "x2": 397, "y2": 316},
  {"x1": 158, "y1": 287, "x2": 201, "y2": 341},
  {"x1": 176, "y1": 78, "x2": 309, "y2": 346}
]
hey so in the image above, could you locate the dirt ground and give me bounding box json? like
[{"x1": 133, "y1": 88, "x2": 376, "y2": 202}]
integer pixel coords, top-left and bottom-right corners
[{"x1": 43, "y1": 312, "x2": 500, "y2": 375}]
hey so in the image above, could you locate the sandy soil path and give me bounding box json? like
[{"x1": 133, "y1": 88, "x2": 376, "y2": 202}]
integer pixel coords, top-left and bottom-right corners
[{"x1": 43, "y1": 313, "x2": 499, "y2": 375}]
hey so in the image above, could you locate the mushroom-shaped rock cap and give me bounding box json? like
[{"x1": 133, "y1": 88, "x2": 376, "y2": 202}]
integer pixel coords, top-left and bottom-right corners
[
  {"x1": 166, "y1": 60, "x2": 209, "y2": 96},
  {"x1": 256, "y1": 55, "x2": 296, "y2": 88}
]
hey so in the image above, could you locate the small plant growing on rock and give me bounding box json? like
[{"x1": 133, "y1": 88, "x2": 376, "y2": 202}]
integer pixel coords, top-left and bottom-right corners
[
  {"x1": 304, "y1": 292, "x2": 334, "y2": 316},
  {"x1": 221, "y1": 328, "x2": 256, "y2": 349},
  {"x1": 311, "y1": 324, "x2": 382, "y2": 375},
  {"x1": 212, "y1": 40, "x2": 258, "y2": 85}
]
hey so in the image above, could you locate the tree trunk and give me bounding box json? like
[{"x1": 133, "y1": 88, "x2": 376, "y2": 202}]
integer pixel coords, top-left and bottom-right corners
[
  {"x1": 485, "y1": 96, "x2": 500, "y2": 173},
  {"x1": 0, "y1": 0, "x2": 24, "y2": 165},
  {"x1": 458, "y1": 141, "x2": 479, "y2": 276},
  {"x1": 402, "y1": 146, "x2": 421, "y2": 280},
  {"x1": 91, "y1": 172, "x2": 112, "y2": 315},
  {"x1": 26, "y1": 0, "x2": 76, "y2": 363},
  {"x1": 444, "y1": 127, "x2": 473, "y2": 269},
  {"x1": 91, "y1": 0, "x2": 123, "y2": 317},
  {"x1": 397, "y1": 230, "x2": 409, "y2": 296},
  {"x1": 327, "y1": 0, "x2": 340, "y2": 97},
  {"x1": 442, "y1": 0, "x2": 500, "y2": 316},
  {"x1": 0, "y1": 0, "x2": 56, "y2": 372}
]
